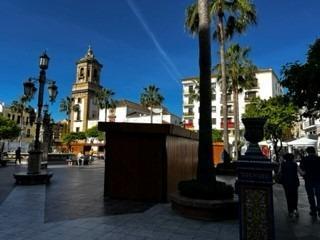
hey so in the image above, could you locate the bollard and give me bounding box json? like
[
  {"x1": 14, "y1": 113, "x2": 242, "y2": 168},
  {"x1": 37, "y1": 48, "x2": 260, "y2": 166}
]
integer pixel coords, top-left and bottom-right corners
[{"x1": 236, "y1": 118, "x2": 275, "y2": 240}]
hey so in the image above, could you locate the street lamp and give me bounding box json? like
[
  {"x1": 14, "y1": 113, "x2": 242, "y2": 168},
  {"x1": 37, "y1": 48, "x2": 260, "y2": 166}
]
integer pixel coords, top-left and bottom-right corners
[{"x1": 22, "y1": 52, "x2": 58, "y2": 176}]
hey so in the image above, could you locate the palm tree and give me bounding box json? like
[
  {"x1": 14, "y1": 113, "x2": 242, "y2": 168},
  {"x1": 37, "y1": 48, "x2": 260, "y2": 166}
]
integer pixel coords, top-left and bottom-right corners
[
  {"x1": 94, "y1": 88, "x2": 115, "y2": 122},
  {"x1": 197, "y1": 0, "x2": 213, "y2": 183},
  {"x1": 59, "y1": 96, "x2": 79, "y2": 132},
  {"x1": 140, "y1": 85, "x2": 164, "y2": 123},
  {"x1": 185, "y1": 0, "x2": 257, "y2": 156},
  {"x1": 9, "y1": 95, "x2": 30, "y2": 146},
  {"x1": 225, "y1": 43, "x2": 257, "y2": 160}
]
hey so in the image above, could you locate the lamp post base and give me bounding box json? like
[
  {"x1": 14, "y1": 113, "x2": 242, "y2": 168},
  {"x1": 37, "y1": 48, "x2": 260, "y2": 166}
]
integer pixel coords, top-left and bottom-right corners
[{"x1": 13, "y1": 170, "x2": 53, "y2": 185}]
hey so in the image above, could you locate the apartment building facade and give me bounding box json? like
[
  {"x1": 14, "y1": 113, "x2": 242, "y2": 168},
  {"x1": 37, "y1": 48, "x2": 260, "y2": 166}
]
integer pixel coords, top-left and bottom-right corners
[{"x1": 182, "y1": 69, "x2": 282, "y2": 143}]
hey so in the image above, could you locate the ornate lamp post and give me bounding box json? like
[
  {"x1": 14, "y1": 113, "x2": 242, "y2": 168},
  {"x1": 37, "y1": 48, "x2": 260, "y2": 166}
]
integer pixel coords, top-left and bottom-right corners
[{"x1": 14, "y1": 52, "x2": 57, "y2": 184}]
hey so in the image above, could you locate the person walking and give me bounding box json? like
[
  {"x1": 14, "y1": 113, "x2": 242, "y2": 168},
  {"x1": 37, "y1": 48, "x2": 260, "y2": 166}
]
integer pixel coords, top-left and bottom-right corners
[
  {"x1": 278, "y1": 153, "x2": 300, "y2": 218},
  {"x1": 299, "y1": 146, "x2": 320, "y2": 217},
  {"x1": 15, "y1": 147, "x2": 21, "y2": 165}
]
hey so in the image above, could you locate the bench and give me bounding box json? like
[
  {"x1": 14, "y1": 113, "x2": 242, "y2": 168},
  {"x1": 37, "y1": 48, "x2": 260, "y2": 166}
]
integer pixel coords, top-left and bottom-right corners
[{"x1": 65, "y1": 156, "x2": 93, "y2": 166}]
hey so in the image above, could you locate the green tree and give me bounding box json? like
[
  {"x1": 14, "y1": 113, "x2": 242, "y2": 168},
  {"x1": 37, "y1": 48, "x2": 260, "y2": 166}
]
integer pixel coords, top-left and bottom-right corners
[
  {"x1": 86, "y1": 126, "x2": 104, "y2": 142},
  {"x1": 281, "y1": 38, "x2": 320, "y2": 118},
  {"x1": 185, "y1": 0, "x2": 257, "y2": 155},
  {"x1": 0, "y1": 115, "x2": 21, "y2": 141},
  {"x1": 62, "y1": 132, "x2": 86, "y2": 152},
  {"x1": 140, "y1": 85, "x2": 164, "y2": 124},
  {"x1": 212, "y1": 129, "x2": 222, "y2": 142},
  {"x1": 59, "y1": 96, "x2": 80, "y2": 132},
  {"x1": 9, "y1": 95, "x2": 31, "y2": 145},
  {"x1": 94, "y1": 88, "x2": 116, "y2": 121},
  {"x1": 243, "y1": 96, "x2": 298, "y2": 161},
  {"x1": 224, "y1": 43, "x2": 257, "y2": 160}
]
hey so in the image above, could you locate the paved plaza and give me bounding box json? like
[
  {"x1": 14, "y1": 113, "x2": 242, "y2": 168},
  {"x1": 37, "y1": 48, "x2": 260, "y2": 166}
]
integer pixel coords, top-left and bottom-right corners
[{"x1": 0, "y1": 160, "x2": 320, "y2": 240}]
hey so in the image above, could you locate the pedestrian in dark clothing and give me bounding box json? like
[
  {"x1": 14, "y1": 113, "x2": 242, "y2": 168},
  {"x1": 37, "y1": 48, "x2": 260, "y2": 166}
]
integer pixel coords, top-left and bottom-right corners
[
  {"x1": 299, "y1": 146, "x2": 320, "y2": 217},
  {"x1": 279, "y1": 153, "x2": 300, "y2": 218},
  {"x1": 15, "y1": 147, "x2": 21, "y2": 165}
]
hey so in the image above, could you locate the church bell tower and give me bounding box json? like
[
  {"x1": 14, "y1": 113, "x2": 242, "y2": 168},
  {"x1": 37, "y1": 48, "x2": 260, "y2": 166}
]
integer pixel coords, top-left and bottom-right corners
[{"x1": 70, "y1": 46, "x2": 102, "y2": 132}]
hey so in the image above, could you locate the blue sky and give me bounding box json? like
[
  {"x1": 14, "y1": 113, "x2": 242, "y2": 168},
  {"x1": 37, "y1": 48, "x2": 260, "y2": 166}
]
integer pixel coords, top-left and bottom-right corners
[{"x1": 0, "y1": 0, "x2": 319, "y2": 121}]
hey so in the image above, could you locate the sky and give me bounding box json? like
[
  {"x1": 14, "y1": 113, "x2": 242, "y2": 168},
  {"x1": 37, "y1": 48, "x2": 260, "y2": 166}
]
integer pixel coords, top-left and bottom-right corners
[{"x1": 0, "y1": 0, "x2": 319, "y2": 121}]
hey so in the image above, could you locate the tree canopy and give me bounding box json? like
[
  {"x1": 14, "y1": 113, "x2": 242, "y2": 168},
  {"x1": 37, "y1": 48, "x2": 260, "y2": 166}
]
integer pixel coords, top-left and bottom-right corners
[
  {"x1": 62, "y1": 131, "x2": 86, "y2": 151},
  {"x1": 85, "y1": 126, "x2": 104, "y2": 141},
  {"x1": 243, "y1": 96, "x2": 298, "y2": 161},
  {"x1": 140, "y1": 85, "x2": 164, "y2": 123},
  {"x1": 281, "y1": 38, "x2": 320, "y2": 118},
  {"x1": 0, "y1": 115, "x2": 21, "y2": 140}
]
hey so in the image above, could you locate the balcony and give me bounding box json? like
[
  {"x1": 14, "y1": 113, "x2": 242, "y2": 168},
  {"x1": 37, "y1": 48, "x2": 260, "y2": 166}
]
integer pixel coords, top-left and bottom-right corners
[
  {"x1": 220, "y1": 110, "x2": 234, "y2": 115},
  {"x1": 183, "y1": 112, "x2": 194, "y2": 118},
  {"x1": 220, "y1": 120, "x2": 235, "y2": 129}
]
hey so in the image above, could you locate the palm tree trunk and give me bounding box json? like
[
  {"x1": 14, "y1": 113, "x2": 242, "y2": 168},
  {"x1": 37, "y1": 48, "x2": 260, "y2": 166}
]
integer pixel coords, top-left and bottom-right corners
[
  {"x1": 197, "y1": 0, "x2": 213, "y2": 183},
  {"x1": 218, "y1": 6, "x2": 229, "y2": 156},
  {"x1": 233, "y1": 86, "x2": 239, "y2": 160},
  {"x1": 150, "y1": 107, "x2": 153, "y2": 123}
]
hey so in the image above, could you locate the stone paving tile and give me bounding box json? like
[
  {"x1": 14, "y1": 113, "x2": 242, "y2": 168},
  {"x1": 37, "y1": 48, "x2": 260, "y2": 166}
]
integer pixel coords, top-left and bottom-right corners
[
  {"x1": 0, "y1": 164, "x2": 21, "y2": 203},
  {"x1": 2, "y1": 162, "x2": 320, "y2": 240},
  {"x1": 44, "y1": 161, "x2": 155, "y2": 223}
]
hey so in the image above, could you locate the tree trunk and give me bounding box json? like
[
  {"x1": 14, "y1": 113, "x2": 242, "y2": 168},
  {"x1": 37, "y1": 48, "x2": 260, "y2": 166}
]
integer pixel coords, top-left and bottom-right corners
[
  {"x1": 218, "y1": 5, "x2": 229, "y2": 155},
  {"x1": 150, "y1": 107, "x2": 153, "y2": 123},
  {"x1": 197, "y1": 0, "x2": 214, "y2": 183},
  {"x1": 105, "y1": 107, "x2": 108, "y2": 122},
  {"x1": 233, "y1": 86, "x2": 239, "y2": 160}
]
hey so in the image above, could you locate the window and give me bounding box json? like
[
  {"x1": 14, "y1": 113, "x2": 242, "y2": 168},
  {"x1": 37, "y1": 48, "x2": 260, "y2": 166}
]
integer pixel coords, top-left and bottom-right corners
[
  {"x1": 93, "y1": 69, "x2": 98, "y2": 78},
  {"x1": 188, "y1": 97, "x2": 193, "y2": 104},
  {"x1": 76, "y1": 110, "x2": 81, "y2": 121},
  {"x1": 220, "y1": 94, "x2": 232, "y2": 102},
  {"x1": 77, "y1": 98, "x2": 81, "y2": 103},
  {"x1": 220, "y1": 105, "x2": 233, "y2": 114},
  {"x1": 212, "y1": 83, "x2": 216, "y2": 100},
  {"x1": 245, "y1": 91, "x2": 257, "y2": 101},
  {"x1": 188, "y1": 85, "x2": 193, "y2": 93},
  {"x1": 80, "y1": 68, "x2": 84, "y2": 76},
  {"x1": 7, "y1": 114, "x2": 10, "y2": 118},
  {"x1": 76, "y1": 127, "x2": 80, "y2": 133},
  {"x1": 26, "y1": 129, "x2": 30, "y2": 137},
  {"x1": 212, "y1": 118, "x2": 216, "y2": 125},
  {"x1": 212, "y1": 106, "x2": 216, "y2": 113},
  {"x1": 87, "y1": 69, "x2": 90, "y2": 77}
]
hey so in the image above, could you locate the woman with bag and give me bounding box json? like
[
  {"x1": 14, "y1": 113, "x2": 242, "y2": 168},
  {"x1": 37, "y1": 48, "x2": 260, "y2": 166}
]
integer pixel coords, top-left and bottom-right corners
[{"x1": 279, "y1": 153, "x2": 300, "y2": 218}]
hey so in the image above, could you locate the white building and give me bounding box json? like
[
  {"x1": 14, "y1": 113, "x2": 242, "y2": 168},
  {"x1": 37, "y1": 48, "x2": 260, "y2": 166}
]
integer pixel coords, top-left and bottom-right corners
[
  {"x1": 182, "y1": 68, "x2": 283, "y2": 143},
  {"x1": 98, "y1": 99, "x2": 181, "y2": 125}
]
